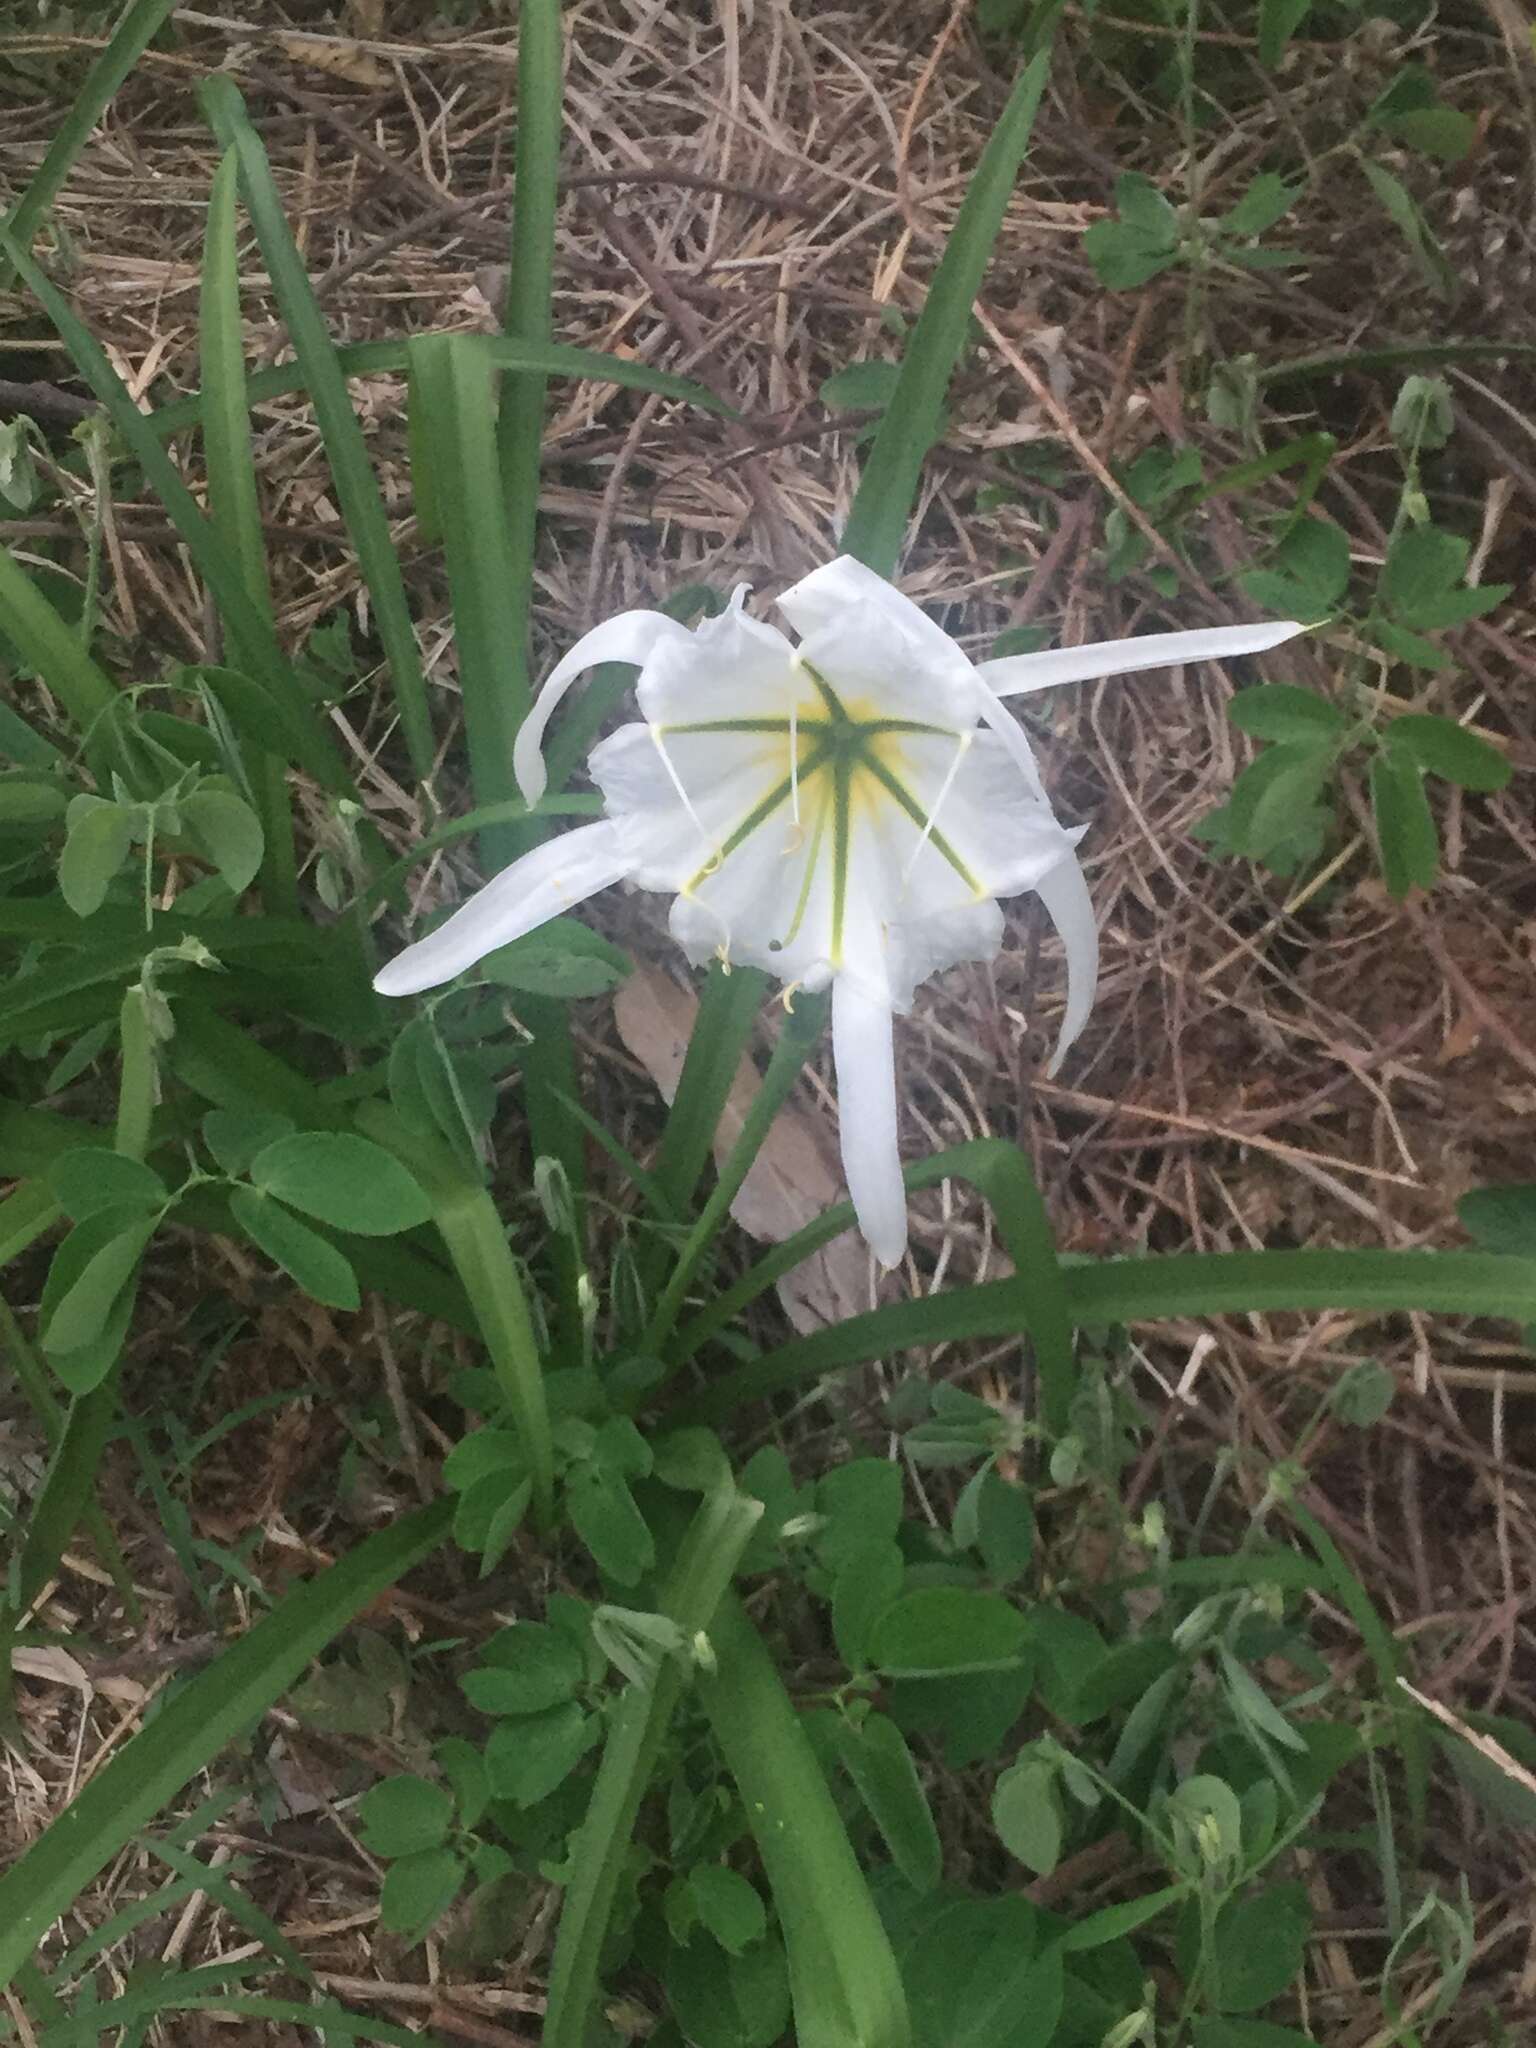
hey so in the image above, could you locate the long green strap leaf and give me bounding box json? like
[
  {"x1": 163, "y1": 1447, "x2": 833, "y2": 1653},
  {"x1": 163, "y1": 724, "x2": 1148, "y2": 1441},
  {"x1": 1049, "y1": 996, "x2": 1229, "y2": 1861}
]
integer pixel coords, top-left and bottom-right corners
[
  {"x1": 146, "y1": 332, "x2": 734, "y2": 442},
  {"x1": 0, "y1": 0, "x2": 176, "y2": 280},
  {"x1": 542, "y1": 1487, "x2": 763, "y2": 2048},
  {"x1": 407, "y1": 334, "x2": 524, "y2": 864},
  {"x1": 0, "y1": 229, "x2": 350, "y2": 764},
  {"x1": 198, "y1": 76, "x2": 435, "y2": 781},
  {"x1": 839, "y1": 50, "x2": 1051, "y2": 577},
  {"x1": 682, "y1": 1247, "x2": 1536, "y2": 1423},
  {"x1": 0, "y1": 544, "x2": 119, "y2": 734},
  {"x1": 701, "y1": 1595, "x2": 912, "y2": 2048},
  {"x1": 199, "y1": 145, "x2": 296, "y2": 911},
  {"x1": 0, "y1": 1499, "x2": 450, "y2": 1989}
]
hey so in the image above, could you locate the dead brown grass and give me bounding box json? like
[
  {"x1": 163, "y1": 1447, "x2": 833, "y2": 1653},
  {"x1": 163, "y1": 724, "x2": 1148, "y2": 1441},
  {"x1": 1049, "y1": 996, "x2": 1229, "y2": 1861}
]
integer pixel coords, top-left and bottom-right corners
[{"x1": 4, "y1": 0, "x2": 1536, "y2": 2037}]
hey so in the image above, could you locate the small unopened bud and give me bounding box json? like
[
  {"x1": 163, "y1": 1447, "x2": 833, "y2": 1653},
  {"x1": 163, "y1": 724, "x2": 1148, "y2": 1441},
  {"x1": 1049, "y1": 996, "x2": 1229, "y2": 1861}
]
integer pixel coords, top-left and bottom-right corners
[{"x1": 690, "y1": 1629, "x2": 717, "y2": 1676}]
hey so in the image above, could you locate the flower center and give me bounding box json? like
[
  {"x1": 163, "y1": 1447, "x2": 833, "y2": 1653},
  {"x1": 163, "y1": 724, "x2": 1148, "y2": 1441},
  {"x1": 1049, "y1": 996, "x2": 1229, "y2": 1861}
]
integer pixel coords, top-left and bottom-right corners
[{"x1": 656, "y1": 665, "x2": 985, "y2": 966}]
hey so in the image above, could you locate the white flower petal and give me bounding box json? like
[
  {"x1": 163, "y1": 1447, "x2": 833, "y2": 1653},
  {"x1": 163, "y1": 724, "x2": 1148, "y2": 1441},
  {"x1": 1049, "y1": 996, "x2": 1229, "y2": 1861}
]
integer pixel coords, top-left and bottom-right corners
[
  {"x1": 589, "y1": 721, "x2": 794, "y2": 891},
  {"x1": 966, "y1": 663, "x2": 1052, "y2": 807},
  {"x1": 1032, "y1": 850, "x2": 1098, "y2": 1076},
  {"x1": 513, "y1": 610, "x2": 692, "y2": 807},
  {"x1": 635, "y1": 589, "x2": 802, "y2": 728},
  {"x1": 891, "y1": 895, "x2": 1005, "y2": 1006},
  {"x1": 892, "y1": 729, "x2": 1082, "y2": 900},
  {"x1": 373, "y1": 821, "x2": 632, "y2": 996},
  {"x1": 776, "y1": 555, "x2": 978, "y2": 730},
  {"x1": 832, "y1": 968, "x2": 907, "y2": 1268},
  {"x1": 668, "y1": 790, "x2": 838, "y2": 990},
  {"x1": 976, "y1": 619, "x2": 1305, "y2": 699}
]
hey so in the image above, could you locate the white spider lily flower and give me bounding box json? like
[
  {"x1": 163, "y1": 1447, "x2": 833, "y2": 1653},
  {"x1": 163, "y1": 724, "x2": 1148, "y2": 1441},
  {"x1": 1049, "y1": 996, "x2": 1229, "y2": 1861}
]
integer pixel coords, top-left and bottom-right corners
[{"x1": 376, "y1": 557, "x2": 1301, "y2": 1266}]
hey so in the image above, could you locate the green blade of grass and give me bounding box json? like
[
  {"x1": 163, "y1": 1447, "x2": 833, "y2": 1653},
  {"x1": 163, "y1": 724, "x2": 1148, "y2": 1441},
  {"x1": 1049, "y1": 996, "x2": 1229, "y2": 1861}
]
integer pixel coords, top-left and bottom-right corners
[
  {"x1": 198, "y1": 76, "x2": 435, "y2": 782},
  {"x1": 839, "y1": 49, "x2": 1051, "y2": 577},
  {"x1": 407, "y1": 334, "x2": 523, "y2": 864},
  {"x1": 0, "y1": 542, "x2": 119, "y2": 742},
  {"x1": 680, "y1": 1245, "x2": 1536, "y2": 1424},
  {"x1": 199, "y1": 144, "x2": 296, "y2": 912},
  {"x1": 0, "y1": 1498, "x2": 449, "y2": 1993},
  {"x1": 0, "y1": 0, "x2": 177, "y2": 283},
  {"x1": 542, "y1": 1486, "x2": 763, "y2": 2048},
  {"x1": 0, "y1": 229, "x2": 351, "y2": 768},
  {"x1": 701, "y1": 1595, "x2": 912, "y2": 2048},
  {"x1": 470, "y1": 0, "x2": 588, "y2": 1366},
  {"x1": 496, "y1": 0, "x2": 563, "y2": 779},
  {"x1": 146, "y1": 333, "x2": 735, "y2": 441}
]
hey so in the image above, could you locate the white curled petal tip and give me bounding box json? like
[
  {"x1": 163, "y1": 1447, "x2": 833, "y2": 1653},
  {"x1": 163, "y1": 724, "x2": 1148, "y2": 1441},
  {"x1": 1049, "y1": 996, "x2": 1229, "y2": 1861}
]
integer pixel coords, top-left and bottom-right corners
[
  {"x1": 975, "y1": 618, "x2": 1307, "y2": 699},
  {"x1": 831, "y1": 968, "x2": 908, "y2": 1269},
  {"x1": 373, "y1": 820, "x2": 632, "y2": 998},
  {"x1": 775, "y1": 554, "x2": 967, "y2": 671},
  {"x1": 966, "y1": 663, "x2": 1050, "y2": 807},
  {"x1": 1032, "y1": 849, "x2": 1099, "y2": 1078},
  {"x1": 512, "y1": 609, "x2": 693, "y2": 808}
]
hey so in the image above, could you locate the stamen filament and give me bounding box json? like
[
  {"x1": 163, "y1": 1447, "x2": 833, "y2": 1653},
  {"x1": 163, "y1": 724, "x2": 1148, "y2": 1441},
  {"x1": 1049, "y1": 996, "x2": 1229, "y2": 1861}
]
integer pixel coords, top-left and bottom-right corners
[
  {"x1": 903, "y1": 730, "x2": 972, "y2": 886},
  {"x1": 649, "y1": 723, "x2": 714, "y2": 855}
]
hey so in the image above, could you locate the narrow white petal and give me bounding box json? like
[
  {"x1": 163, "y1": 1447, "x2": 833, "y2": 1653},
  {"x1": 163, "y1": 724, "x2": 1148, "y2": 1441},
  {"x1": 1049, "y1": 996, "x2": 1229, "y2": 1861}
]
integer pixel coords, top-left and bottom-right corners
[
  {"x1": 635, "y1": 590, "x2": 802, "y2": 728},
  {"x1": 513, "y1": 611, "x2": 691, "y2": 807},
  {"x1": 832, "y1": 970, "x2": 907, "y2": 1269},
  {"x1": 777, "y1": 555, "x2": 960, "y2": 670},
  {"x1": 976, "y1": 619, "x2": 1305, "y2": 699},
  {"x1": 373, "y1": 821, "x2": 631, "y2": 996},
  {"x1": 776, "y1": 555, "x2": 979, "y2": 730},
  {"x1": 966, "y1": 663, "x2": 1051, "y2": 806},
  {"x1": 1033, "y1": 851, "x2": 1098, "y2": 1077}
]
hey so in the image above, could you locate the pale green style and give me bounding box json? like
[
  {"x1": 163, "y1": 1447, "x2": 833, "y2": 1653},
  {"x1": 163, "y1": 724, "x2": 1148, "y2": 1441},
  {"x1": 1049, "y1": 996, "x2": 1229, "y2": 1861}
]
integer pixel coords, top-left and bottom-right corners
[{"x1": 375, "y1": 557, "x2": 1301, "y2": 1263}]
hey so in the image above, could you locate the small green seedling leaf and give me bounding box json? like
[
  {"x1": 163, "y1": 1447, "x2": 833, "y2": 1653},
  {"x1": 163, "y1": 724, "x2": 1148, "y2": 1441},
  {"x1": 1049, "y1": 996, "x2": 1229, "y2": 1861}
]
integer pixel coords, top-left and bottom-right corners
[
  {"x1": 179, "y1": 787, "x2": 264, "y2": 896},
  {"x1": 379, "y1": 1847, "x2": 465, "y2": 1946},
  {"x1": 992, "y1": 1755, "x2": 1062, "y2": 1877},
  {"x1": 202, "y1": 1108, "x2": 298, "y2": 1177},
  {"x1": 229, "y1": 1186, "x2": 361, "y2": 1311},
  {"x1": 49, "y1": 1148, "x2": 167, "y2": 1223},
  {"x1": 358, "y1": 1774, "x2": 454, "y2": 1858},
  {"x1": 484, "y1": 1701, "x2": 600, "y2": 1806},
  {"x1": 1258, "y1": 0, "x2": 1312, "y2": 66},
  {"x1": 1386, "y1": 715, "x2": 1510, "y2": 791},
  {"x1": 871, "y1": 1588, "x2": 1028, "y2": 1677},
  {"x1": 1330, "y1": 1360, "x2": 1397, "y2": 1427},
  {"x1": 1084, "y1": 175, "x2": 1181, "y2": 289},
  {"x1": 1227, "y1": 685, "x2": 1346, "y2": 743},
  {"x1": 1220, "y1": 174, "x2": 1300, "y2": 239},
  {"x1": 60, "y1": 798, "x2": 135, "y2": 915},
  {"x1": 466, "y1": 1623, "x2": 584, "y2": 1715},
  {"x1": 1361, "y1": 161, "x2": 1456, "y2": 297},
  {"x1": 833, "y1": 1711, "x2": 943, "y2": 1893},
  {"x1": 1370, "y1": 749, "x2": 1438, "y2": 898},
  {"x1": 249, "y1": 1131, "x2": 432, "y2": 1235},
  {"x1": 688, "y1": 1865, "x2": 768, "y2": 1955},
  {"x1": 1458, "y1": 1183, "x2": 1536, "y2": 1256},
  {"x1": 41, "y1": 1207, "x2": 156, "y2": 1358}
]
